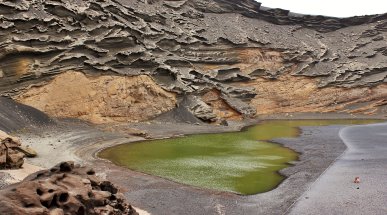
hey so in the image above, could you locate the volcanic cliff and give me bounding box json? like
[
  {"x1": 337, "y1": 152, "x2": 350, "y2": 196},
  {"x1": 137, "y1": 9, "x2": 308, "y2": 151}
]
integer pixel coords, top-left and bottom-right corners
[{"x1": 1, "y1": 0, "x2": 387, "y2": 123}]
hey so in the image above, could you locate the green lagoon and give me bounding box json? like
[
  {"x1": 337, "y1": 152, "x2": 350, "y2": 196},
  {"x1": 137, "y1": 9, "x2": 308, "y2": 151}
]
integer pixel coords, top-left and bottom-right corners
[{"x1": 99, "y1": 120, "x2": 381, "y2": 195}]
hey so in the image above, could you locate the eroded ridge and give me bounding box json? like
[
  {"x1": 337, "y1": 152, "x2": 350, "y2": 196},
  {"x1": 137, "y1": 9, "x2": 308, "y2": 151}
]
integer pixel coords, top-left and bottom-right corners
[{"x1": 1, "y1": 0, "x2": 387, "y2": 122}]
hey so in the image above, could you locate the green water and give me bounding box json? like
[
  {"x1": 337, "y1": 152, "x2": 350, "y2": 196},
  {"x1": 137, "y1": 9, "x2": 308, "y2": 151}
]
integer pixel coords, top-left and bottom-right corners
[{"x1": 99, "y1": 119, "x2": 382, "y2": 195}]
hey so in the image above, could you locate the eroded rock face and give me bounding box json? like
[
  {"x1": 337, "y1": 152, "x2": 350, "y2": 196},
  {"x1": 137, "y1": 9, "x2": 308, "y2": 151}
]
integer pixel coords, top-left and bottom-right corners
[
  {"x1": 239, "y1": 73, "x2": 387, "y2": 115},
  {"x1": 1, "y1": 0, "x2": 387, "y2": 121},
  {"x1": 15, "y1": 71, "x2": 177, "y2": 124},
  {"x1": 0, "y1": 130, "x2": 25, "y2": 169},
  {"x1": 0, "y1": 161, "x2": 138, "y2": 215}
]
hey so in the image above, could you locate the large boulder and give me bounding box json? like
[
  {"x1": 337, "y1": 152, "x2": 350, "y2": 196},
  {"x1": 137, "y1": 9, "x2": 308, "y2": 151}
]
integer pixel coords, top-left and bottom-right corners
[
  {"x1": 0, "y1": 130, "x2": 25, "y2": 169},
  {"x1": 0, "y1": 161, "x2": 138, "y2": 215}
]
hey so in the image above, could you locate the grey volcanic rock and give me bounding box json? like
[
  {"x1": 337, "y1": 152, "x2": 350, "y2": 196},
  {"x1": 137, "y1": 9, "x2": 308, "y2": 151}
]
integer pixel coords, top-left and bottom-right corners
[
  {"x1": 181, "y1": 95, "x2": 218, "y2": 122},
  {"x1": 155, "y1": 104, "x2": 203, "y2": 124},
  {"x1": 0, "y1": 0, "x2": 386, "y2": 120}
]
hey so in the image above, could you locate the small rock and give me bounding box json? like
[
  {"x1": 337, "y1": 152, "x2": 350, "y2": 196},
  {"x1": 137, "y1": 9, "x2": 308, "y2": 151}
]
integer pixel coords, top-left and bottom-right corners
[
  {"x1": 354, "y1": 177, "x2": 360, "y2": 183},
  {"x1": 82, "y1": 179, "x2": 91, "y2": 184}
]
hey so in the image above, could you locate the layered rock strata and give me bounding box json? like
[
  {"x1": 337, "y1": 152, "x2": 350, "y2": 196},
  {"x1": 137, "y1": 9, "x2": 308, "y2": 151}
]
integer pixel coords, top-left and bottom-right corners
[{"x1": 1, "y1": 0, "x2": 387, "y2": 122}]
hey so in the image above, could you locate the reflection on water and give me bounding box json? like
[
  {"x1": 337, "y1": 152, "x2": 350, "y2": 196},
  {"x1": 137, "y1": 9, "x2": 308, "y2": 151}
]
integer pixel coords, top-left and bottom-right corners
[{"x1": 99, "y1": 120, "x2": 381, "y2": 195}]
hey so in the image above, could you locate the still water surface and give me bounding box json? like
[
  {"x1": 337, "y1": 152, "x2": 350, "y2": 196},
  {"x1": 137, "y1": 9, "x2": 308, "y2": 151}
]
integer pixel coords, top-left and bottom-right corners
[{"x1": 99, "y1": 120, "x2": 381, "y2": 195}]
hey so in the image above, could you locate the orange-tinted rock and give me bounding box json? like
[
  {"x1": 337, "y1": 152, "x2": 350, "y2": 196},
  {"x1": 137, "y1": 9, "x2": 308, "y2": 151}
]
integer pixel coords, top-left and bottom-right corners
[{"x1": 15, "y1": 71, "x2": 177, "y2": 124}]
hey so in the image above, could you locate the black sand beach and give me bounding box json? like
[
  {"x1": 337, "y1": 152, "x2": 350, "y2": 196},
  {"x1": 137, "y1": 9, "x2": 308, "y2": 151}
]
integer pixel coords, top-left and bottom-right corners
[{"x1": 4, "y1": 116, "x2": 382, "y2": 214}]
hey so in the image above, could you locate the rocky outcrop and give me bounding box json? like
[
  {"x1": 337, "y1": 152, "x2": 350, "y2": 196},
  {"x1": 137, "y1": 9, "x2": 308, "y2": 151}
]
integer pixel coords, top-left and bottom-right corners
[
  {"x1": 0, "y1": 130, "x2": 36, "y2": 169},
  {"x1": 191, "y1": 0, "x2": 387, "y2": 32},
  {"x1": 241, "y1": 74, "x2": 387, "y2": 115},
  {"x1": 0, "y1": 0, "x2": 387, "y2": 122},
  {"x1": 0, "y1": 130, "x2": 25, "y2": 169},
  {"x1": 0, "y1": 161, "x2": 138, "y2": 215}
]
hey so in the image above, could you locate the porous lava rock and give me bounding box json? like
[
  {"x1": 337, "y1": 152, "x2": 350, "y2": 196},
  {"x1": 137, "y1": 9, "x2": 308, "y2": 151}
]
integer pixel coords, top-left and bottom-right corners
[{"x1": 0, "y1": 161, "x2": 138, "y2": 215}]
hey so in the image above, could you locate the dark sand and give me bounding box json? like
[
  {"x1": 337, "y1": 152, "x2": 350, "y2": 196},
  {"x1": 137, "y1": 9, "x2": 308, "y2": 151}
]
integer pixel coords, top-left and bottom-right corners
[
  {"x1": 290, "y1": 122, "x2": 387, "y2": 215},
  {"x1": 90, "y1": 124, "x2": 349, "y2": 215},
  {"x1": 0, "y1": 97, "x2": 53, "y2": 132},
  {"x1": 20, "y1": 123, "x2": 345, "y2": 214},
  {"x1": 2, "y1": 115, "x2": 385, "y2": 214}
]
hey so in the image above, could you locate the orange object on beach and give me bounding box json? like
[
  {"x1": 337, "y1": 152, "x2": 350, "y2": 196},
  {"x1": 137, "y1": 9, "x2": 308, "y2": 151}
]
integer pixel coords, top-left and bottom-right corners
[{"x1": 354, "y1": 177, "x2": 360, "y2": 183}]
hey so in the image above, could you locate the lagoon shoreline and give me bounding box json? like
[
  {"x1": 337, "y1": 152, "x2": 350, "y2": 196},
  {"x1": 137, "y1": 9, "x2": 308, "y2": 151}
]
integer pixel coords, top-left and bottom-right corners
[{"x1": 1, "y1": 114, "x2": 385, "y2": 214}]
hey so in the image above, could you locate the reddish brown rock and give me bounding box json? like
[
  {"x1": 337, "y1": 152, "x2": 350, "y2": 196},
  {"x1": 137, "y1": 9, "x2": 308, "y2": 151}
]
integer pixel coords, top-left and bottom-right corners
[
  {"x1": 0, "y1": 130, "x2": 38, "y2": 169},
  {"x1": 0, "y1": 161, "x2": 138, "y2": 215},
  {"x1": 0, "y1": 130, "x2": 25, "y2": 169}
]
